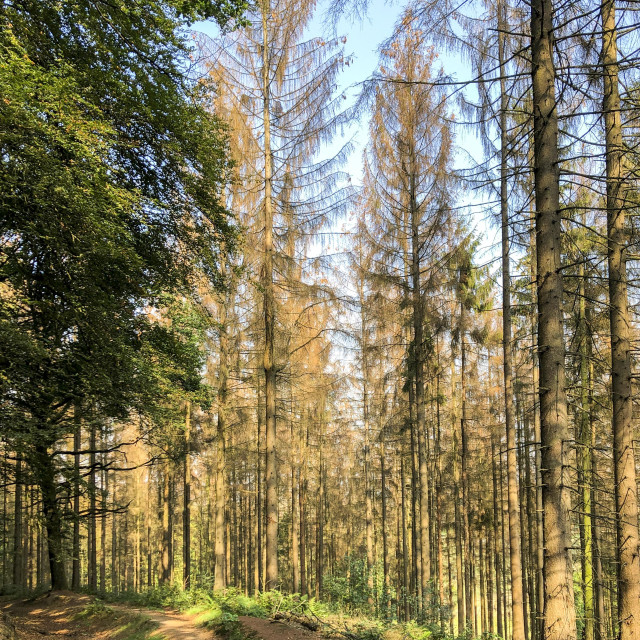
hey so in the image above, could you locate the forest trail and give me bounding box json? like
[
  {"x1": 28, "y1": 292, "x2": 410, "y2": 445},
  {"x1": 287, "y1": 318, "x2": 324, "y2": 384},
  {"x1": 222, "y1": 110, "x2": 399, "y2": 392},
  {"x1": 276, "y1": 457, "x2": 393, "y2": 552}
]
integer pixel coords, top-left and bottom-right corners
[
  {"x1": 1, "y1": 592, "x2": 95, "y2": 639},
  {"x1": 110, "y1": 605, "x2": 216, "y2": 640},
  {"x1": 0, "y1": 593, "x2": 216, "y2": 640},
  {"x1": 238, "y1": 616, "x2": 317, "y2": 640},
  {"x1": 0, "y1": 593, "x2": 320, "y2": 640}
]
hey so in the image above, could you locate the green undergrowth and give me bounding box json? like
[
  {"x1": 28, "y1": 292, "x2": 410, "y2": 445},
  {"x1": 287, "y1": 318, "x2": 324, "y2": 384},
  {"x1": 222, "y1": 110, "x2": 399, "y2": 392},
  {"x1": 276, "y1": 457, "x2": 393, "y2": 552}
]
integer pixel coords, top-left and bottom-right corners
[
  {"x1": 75, "y1": 599, "x2": 165, "y2": 640},
  {"x1": 98, "y1": 587, "x2": 478, "y2": 640}
]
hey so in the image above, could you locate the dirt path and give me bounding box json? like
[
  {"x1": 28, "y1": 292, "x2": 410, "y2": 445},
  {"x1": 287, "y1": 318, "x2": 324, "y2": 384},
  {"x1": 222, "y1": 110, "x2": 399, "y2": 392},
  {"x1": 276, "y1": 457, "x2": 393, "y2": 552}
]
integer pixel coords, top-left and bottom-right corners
[
  {"x1": 111, "y1": 605, "x2": 216, "y2": 640},
  {"x1": 0, "y1": 593, "x2": 318, "y2": 640},
  {"x1": 238, "y1": 616, "x2": 317, "y2": 640},
  {"x1": 1, "y1": 592, "x2": 93, "y2": 640},
  {"x1": 0, "y1": 593, "x2": 216, "y2": 640}
]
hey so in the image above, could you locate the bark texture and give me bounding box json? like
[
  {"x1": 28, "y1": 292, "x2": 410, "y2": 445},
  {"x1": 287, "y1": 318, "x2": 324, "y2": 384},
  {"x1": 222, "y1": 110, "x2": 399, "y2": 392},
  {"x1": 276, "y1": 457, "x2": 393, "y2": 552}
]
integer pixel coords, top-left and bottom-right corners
[{"x1": 531, "y1": 0, "x2": 577, "y2": 636}]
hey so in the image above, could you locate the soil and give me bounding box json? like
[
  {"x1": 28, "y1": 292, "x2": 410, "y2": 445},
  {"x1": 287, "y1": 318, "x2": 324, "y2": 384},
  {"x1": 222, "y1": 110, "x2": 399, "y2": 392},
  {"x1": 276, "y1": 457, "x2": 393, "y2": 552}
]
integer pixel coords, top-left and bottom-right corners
[
  {"x1": 111, "y1": 605, "x2": 216, "y2": 640},
  {"x1": 0, "y1": 591, "x2": 94, "y2": 640},
  {"x1": 238, "y1": 615, "x2": 318, "y2": 640},
  {"x1": 0, "y1": 593, "x2": 216, "y2": 640},
  {"x1": 0, "y1": 593, "x2": 320, "y2": 640}
]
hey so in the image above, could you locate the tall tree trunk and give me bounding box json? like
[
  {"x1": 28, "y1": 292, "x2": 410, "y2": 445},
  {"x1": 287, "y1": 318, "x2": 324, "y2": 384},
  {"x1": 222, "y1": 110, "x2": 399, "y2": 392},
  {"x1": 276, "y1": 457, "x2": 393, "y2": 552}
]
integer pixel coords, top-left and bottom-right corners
[
  {"x1": 530, "y1": 204, "x2": 545, "y2": 640},
  {"x1": 261, "y1": 0, "x2": 278, "y2": 590},
  {"x1": 578, "y1": 264, "x2": 595, "y2": 640},
  {"x1": 183, "y1": 402, "x2": 191, "y2": 589},
  {"x1": 452, "y1": 348, "x2": 465, "y2": 634},
  {"x1": 215, "y1": 291, "x2": 229, "y2": 590},
  {"x1": 256, "y1": 380, "x2": 264, "y2": 591},
  {"x1": 315, "y1": 410, "x2": 325, "y2": 599},
  {"x1": 2, "y1": 454, "x2": 7, "y2": 589},
  {"x1": 292, "y1": 410, "x2": 300, "y2": 594},
  {"x1": 602, "y1": 2, "x2": 640, "y2": 638},
  {"x1": 160, "y1": 460, "x2": 172, "y2": 585},
  {"x1": 35, "y1": 443, "x2": 68, "y2": 590},
  {"x1": 459, "y1": 320, "x2": 472, "y2": 632},
  {"x1": 88, "y1": 418, "x2": 97, "y2": 591},
  {"x1": 499, "y1": 1, "x2": 526, "y2": 636},
  {"x1": 101, "y1": 429, "x2": 107, "y2": 592},
  {"x1": 381, "y1": 436, "x2": 390, "y2": 617},
  {"x1": 111, "y1": 472, "x2": 118, "y2": 592},
  {"x1": 360, "y1": 290, "x2": 374, "y2": 604},
  {"x1": 410, "y1": 165, "x2": 430, "y2": 614},
  {"x1": 531, "y1": 0, "x2": 577, "y2": 636},
  {"x1": 591, "y1": 408, "x2": 607, "y2": 640},
  {"x1": 13, "y1": 455, "x2": 24, "y2": 590},
  {"x1": 400, "y1": 452, "x2": 410, "y2": 621},
  {"x1": 72, "y1": 414, "x2": 81, "y2": 591},
  {"x1": 299, "y1": 425, "x2": 307, "y2": 596}
]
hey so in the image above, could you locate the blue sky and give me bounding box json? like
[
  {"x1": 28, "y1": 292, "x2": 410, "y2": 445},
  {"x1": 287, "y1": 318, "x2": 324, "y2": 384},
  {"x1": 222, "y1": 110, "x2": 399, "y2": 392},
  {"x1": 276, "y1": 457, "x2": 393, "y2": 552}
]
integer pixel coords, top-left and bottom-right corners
[{"x1": 193, "y1": 0, "x2": 498, "y2": 263}]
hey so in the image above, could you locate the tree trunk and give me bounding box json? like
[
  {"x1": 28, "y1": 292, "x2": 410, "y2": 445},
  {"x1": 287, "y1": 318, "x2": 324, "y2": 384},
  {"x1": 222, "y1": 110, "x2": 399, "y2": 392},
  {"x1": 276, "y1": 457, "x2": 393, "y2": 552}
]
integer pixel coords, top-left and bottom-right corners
[
  {"x1": 111, "y1": 472, "x2": 118, "y2": 593},
  {"x1": 261, "y1": 0, "x2": 278, "y2": 591},
  {"x1": 160, "y1": 460, "x2": 172, "y2": 585},
  {"x1": 531, "y1": 0, "x2": 577, "y2": 636},
  {"x1": 602, "y1": 2, "x2": 640, "y2": 638},
  {"x1": 499, "y1": 1, "x2": 526, "y2": 635},
  {"x1": 88, "y1": 419, "x2": 97, "y2": 591},
  {"x1": 361, "y1": 291, "x2": 374, "y2": 604},
  {"x1": 410, "y1": 168, "x2": 430, "y2": 614},
  {"x1": 299, "y1": 429, "x2": 307, "y2": 597},
  {"x1": 452, "y1": 348, "x2": 465, "y2": 634},
  {"x1": 381, "y1": 437, "x2": 390, "y2": 617},
  {"x1": 315, "y1": 411, "x2": 325, "y2": 599},
  {"x1": 183, "y1": 402, "x2": 191, "y2": 589},
  {"x1": 578, "y1": 263, "x2": 595, "y2": 640},
  {"x1": 72, "y1": 415, "x2": 81, "y2": 591},
  {"x1": 101, "y1": 430, "x2": 107, "y2": 592},
  {"x1": 400, "y1": 452, "x2": 410, "y2": 622},
  {"x1": 459, "y1": 322, "x2": 472, "y2": 632},
  {"x1": 530, "y1": 204, "x2": 545, "y2": 640},
  {"x1": 292, "y1": 414, "x2": 300, "y2": 594},
  {"x1": 256, "y1": 380, "x2": 263, "y2": 591},
  {"x1": 35, "y1": 443, "x2": 68, "y2": 590}
]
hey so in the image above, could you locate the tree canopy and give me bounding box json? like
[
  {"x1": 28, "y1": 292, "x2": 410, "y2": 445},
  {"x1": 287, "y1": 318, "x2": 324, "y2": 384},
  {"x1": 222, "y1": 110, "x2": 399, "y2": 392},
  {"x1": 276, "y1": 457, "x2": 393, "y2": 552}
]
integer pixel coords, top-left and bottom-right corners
[{"x1": 0, "y1": 0, "x2": 245, "y2": 588}]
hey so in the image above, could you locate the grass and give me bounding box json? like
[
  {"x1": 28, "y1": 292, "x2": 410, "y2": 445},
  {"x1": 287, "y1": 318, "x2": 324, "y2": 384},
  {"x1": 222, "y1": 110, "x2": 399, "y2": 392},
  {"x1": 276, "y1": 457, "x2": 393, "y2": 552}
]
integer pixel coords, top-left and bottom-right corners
[
  {"x1": 95, "y1": 587, "x2": 473, "y2": 640},
  {"x1": 75, "y1": 600, "x2": 164, "y2": 640}
]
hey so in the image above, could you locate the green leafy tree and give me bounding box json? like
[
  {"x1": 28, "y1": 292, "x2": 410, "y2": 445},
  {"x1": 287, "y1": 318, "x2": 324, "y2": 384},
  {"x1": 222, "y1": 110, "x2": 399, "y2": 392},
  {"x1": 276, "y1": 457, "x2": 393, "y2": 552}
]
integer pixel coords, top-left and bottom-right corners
[{"x1": 0, "y1": 0, "x2": 244, "y2": 589}]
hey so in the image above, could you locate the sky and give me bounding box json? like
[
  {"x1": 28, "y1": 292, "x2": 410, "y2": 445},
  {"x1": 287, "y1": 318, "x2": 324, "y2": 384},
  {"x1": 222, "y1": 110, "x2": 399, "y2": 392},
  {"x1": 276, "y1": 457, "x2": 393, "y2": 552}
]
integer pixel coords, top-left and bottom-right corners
[{"x1": 193, "y1": 0, "x2": 499, "y2": 268}]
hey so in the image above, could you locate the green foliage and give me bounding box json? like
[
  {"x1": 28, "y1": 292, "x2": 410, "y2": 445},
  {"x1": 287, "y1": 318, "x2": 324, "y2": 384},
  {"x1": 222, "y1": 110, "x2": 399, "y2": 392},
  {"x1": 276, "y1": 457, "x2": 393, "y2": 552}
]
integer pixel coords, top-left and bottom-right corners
[
  {"x1": 75, "y1": 599, "x2": 114, "y2": 620},
  {"x1": 323, "y1": 556, "x2": 372, "y2": 613},
  {"x1": 172, "y1": 0, "x2": 249, "y2": 28},
  {"x1": 100, "y1": 586, "x2": 467, "y2": 640},
  {"x1": 0, "y1": 0, "x2": 246, "y2": 586},
  {"x1": 349, "y1": 620, "x2": 386, "y2": 640},
  {"x1": 77, "y1": 601, "x2": 164, "y2": 640},
  {"x1": 395, "y1": 622, "x2": 432, "y2": 640}
]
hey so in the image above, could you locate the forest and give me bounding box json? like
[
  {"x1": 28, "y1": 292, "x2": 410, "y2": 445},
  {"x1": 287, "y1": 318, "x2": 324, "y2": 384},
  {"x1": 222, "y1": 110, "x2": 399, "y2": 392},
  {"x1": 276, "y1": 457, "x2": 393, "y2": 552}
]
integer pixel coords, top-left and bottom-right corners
[{"x1": 1, "y1": 0, "x2": 639, "y2": 640}]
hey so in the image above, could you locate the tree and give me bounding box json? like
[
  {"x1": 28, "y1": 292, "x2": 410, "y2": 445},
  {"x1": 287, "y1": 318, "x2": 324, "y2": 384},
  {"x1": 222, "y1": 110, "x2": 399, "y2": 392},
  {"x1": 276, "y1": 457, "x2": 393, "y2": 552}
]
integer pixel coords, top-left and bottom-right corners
[
  {"x1": 601, "y1": 2, "x2": 640, "y2": 638},
  {"x1": 200, "y1": 0, "x2": 349, "y2": 588},
  {"x1": 0, "y1": 0, "x2": 243, "y2": 589},
  {"x1": 531, "y1": 0, "x2": 577, "y2": 636}
]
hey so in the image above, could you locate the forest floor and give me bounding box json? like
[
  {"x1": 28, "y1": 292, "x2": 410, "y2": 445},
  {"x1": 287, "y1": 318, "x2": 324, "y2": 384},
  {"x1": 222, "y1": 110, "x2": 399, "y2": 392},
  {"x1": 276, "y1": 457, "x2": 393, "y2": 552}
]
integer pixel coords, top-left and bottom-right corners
[
  {"x1": 0, "y1": 591, "x2": 206, "y2": 640},
  {"x1": 238, "y1": 615, "x2": 317, "y2": 640},
  {"x1": 0, "y1": 592, "x2": 323, "y2": 640}
]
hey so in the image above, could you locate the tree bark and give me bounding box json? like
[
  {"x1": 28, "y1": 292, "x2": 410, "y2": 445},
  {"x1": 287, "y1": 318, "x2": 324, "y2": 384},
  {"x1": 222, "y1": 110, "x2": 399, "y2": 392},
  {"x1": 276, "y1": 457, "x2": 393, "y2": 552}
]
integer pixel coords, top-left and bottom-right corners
[
  {"x1": 499, "y1": 1, "x2": 526, "y2": 635},
  {"x1": 88, "y1": 418, "x2": 97, "y2": 591},
  {"x1": 261, "y1": 0, "x2": 278, "y2": 590},
  {"x1": 492, "y1": 436, "x2": 504, "y2": 640},
  {"x1": 602, "y1": 2, "x2": 640, "y2": 637},
  {"x1": 183, "y1": 402, "x2": 191, "y2": 589},
  {"x1": 160, "y1": 460, "x2": 172, "y2": 585},
  {"x1": 72, "y1": 415, "x2": 81, "y2": 591},
  {"x1": 531, "y1": 0, "x2": 577, "y2": 636},
  {"x1": 35, "y1": 443, "x2": 68, "y2": 590}
]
